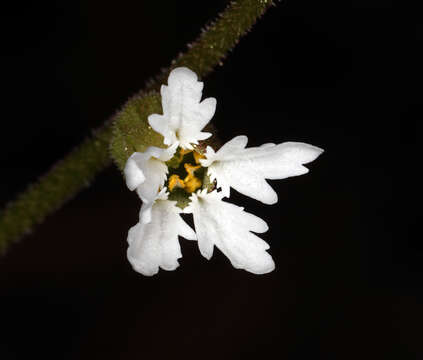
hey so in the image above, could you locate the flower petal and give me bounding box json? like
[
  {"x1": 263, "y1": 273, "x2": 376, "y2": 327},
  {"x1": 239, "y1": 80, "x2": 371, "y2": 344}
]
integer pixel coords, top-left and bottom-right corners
[
  {"x1": 139, "y1": 188, "x2": 168, "y2": 224},
  {"x1": 123, "y1": 144, "x2": 177, "y2": 203},
  {"x1": 185, "y1": 190, "x2": 275, "y2": 275},
  {"x1": 124, "y1": 153, "x2": 146, "y2": 191},
  {"x1": 127, "y1": 196, "x2": 196, "y2": 276},
  {"x1": 202, "y1": 136, "x2": 324, "y2": 204},
  {"x1": 148, "y1": 67, "x2": 216, "y2": 149}
]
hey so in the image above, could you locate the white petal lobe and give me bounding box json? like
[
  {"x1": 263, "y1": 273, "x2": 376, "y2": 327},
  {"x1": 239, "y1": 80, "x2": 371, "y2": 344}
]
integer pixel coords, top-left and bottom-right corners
[
  {"x1": 127, "y1": 198, "x2": 196, "y2": 276},
  {"x1": 148, "y1": 67, "x2": 216, "y2": 149},
  {"x1": 204, "y1": 136, "x2": 324, "y2": 204},
  {"x1": 186, "y1": 190, "x2": 275, "y2": 274},
  {"x1": 123, "y1": 146, "x2": 176, "y2": 203}
]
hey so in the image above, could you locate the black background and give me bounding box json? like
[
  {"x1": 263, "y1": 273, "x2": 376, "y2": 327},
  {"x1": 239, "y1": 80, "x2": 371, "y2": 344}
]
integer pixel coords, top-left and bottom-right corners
[{"x1": 0, "y1": 1, "x2": 421, "y2": 359}]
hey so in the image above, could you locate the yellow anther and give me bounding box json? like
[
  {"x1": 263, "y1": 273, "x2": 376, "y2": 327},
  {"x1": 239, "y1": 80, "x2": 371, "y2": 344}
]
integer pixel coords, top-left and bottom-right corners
[
  {"x1": 184, "y1": 163, "x2": 200, "y2": 176},
  {"x1": 180, "y1": 148, "x2": 192, "y2": 156},
  {"x1": 193, "y1": 151, "x2": 205, "y2": 164},
  {"x1": 168, "y1": 174, "x2": 185, "y2": 192},
  {"x1": 183, "y1": 163, "x2": 202, "y2": 193},
  {"x1": 184, "y1": 177, "x2": 202, "y2": 193}
]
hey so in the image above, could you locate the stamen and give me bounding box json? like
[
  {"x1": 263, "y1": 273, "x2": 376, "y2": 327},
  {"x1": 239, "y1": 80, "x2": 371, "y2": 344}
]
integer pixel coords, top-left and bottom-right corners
[
  {"x1": 180, "y1": 148, "x2": 192, "y2": 156},
  {"x1": 168, "y1": 174, "x2": 185, "y2": 191},
  {"x1": 183, "y1": 163, "x2": 202, "y2": 193}
]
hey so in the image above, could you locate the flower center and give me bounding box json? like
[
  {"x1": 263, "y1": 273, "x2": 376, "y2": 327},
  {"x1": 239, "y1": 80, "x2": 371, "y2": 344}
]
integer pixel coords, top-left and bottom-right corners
[{"x1": 165, "y1": 147, "x2": 211, "y2": 208}]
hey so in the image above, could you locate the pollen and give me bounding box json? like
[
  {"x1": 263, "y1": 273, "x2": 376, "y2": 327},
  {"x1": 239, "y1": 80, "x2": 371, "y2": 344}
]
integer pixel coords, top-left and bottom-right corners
[
  {"x1": 183, "y1": 163, "x2": 202, "y2": 193},
  {"x1": 168, "y1": 174, "x2": 185, "y2": 191}
]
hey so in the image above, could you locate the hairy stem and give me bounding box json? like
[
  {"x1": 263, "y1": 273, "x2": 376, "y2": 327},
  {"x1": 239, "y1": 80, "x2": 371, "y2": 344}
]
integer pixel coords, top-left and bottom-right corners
[{"x1": 0, "y1": 0, "x2": 276, "y2": 255}]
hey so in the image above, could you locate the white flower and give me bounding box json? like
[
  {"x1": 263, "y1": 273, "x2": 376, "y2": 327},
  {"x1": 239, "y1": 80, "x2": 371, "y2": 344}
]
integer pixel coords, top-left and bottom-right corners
[
  {"x1": 127, "y1": 188, "x2": 196, "y2": 276},
  {"x1": 148, "y1": 67, "x2": 217, "y2": 149},
  {"x1": 123, "y1": 67, "x2": 324, "y2": 276}
]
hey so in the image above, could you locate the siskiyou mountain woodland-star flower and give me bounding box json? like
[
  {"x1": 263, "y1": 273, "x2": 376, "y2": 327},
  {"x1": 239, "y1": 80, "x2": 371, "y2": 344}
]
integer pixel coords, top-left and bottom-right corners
[{"x1": 123, "y1": 67, "x2": 324, "y2": 276}]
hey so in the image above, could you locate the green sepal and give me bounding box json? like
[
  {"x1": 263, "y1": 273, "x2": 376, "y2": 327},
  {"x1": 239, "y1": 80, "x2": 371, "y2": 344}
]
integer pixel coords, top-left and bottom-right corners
[
  {"x1": 110, "y1": 92, "x2": 165, "y2": 170},
  {"x1": 168, "y1": 188, "x2": 192, "y2": 210}
]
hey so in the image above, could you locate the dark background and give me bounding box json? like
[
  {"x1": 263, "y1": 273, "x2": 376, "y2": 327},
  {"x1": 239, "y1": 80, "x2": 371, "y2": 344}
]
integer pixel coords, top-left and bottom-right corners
[{"x1": 0, "y1": 1, "x2": 421, "y2": 359}]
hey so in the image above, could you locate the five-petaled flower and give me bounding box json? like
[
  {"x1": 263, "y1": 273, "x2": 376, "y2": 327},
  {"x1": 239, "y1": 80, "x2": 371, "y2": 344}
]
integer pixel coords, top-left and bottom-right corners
[{"x1": 124, "y1": 67, "x2": 323, "y2": 276}]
